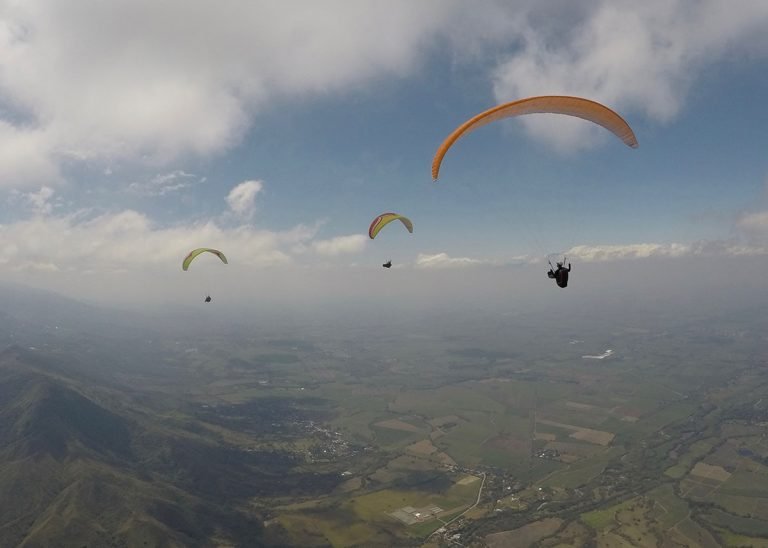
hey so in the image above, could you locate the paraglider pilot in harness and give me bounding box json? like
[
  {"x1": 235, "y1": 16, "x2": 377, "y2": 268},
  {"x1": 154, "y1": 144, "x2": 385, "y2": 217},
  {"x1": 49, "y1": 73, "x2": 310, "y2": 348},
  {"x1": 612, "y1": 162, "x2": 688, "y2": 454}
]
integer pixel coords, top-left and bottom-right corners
[
  {"x1": 547, "y1": 259, "x2": 571, "y2": 288},
  {"x1": 382, "y1": 260, "x2": 392, "y2": 269},
  {"x1": 204, "y1": 295, "x2": 212, "y2": 303}
]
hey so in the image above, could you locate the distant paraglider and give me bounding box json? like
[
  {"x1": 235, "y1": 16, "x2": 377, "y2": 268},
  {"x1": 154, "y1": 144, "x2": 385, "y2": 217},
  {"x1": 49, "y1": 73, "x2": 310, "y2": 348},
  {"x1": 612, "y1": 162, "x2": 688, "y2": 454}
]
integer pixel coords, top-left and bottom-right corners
[
  {"x1": 368, "y1": 213, "x2": 413, "y2": 240},
  {"x1": 182, "y1": 248, "x2": 227, "y2": 302},
  {"x1": 182, "y1": 248, "x2": 228, "y2": 271},
  {"x1": 369, "y1": 213, "x2": 413, "y2": 269},
  {"x1": 431, "y1": 95, "x2": 638, "y2": 180}
]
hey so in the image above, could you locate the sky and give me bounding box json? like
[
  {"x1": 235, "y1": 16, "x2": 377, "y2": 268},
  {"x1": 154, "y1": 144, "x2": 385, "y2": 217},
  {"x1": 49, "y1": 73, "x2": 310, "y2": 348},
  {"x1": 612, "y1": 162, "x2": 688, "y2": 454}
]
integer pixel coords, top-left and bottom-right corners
[{"x1": 1, "y1": 0, "x2": 767, "y2": 310}]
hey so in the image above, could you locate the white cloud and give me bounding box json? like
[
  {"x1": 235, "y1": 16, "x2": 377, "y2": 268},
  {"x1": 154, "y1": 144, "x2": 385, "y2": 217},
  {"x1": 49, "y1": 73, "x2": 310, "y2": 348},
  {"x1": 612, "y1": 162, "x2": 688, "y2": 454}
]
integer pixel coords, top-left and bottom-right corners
[
  {"x1": 566, "y1": 243, "x2": 690, "y2": 262},
  {"x1": 312, "y1": 234, "x2": 367, "y2": 256},
  {"x1": 0, "y1": 1, "x2": 766, "y2": 186},
  {"x1": 565, "y1": 240, "x2": 767, "y2": 262},
  {"x1": 8, "y1": 185, "x2": 58, "y2": 216},
  {"x1": 128, "y1": 170, "x2": 200, "y2": 197},
  {"x1": 0, "y1": 208, "x2": 320, "y2": 273},
  {"x1": 492, "y1": 1, "x2": 768, "y2": 150},
  {"x1": 226, "y1": 180, "x2": 263, "y2": 218},
  {"x1": 414, "y1": 237, "x2": 768, "y2": 269},
  {"x1": 415, "y1": 252, "x2": 487, "y2": 269},
  {"x1": 0, "y1": 1, "x2": 512, "y2": 187},
  {"x1": 0, "y1": 122, "x2": 59, "y2": 186},
  {"x1": 0, "y1": 179, "x2": 387, "y2": 275},
  {"x1": 24, "y1": 185, "x2": 56, "y2": 215},
  {"x1": 738, "y1": 211, "x2": 768, "y2": 242}
]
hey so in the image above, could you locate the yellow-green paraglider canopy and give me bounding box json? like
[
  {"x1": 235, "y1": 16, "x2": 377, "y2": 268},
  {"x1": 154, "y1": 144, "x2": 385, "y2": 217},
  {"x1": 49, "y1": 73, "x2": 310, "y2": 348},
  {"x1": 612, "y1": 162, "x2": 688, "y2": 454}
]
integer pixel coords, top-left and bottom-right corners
[
  {"x1": 368, "y1": 213, "x2": 413, "y2": 240},
  {"x1": 182, "y1": 248, "x2": 228, "y2": 271}
]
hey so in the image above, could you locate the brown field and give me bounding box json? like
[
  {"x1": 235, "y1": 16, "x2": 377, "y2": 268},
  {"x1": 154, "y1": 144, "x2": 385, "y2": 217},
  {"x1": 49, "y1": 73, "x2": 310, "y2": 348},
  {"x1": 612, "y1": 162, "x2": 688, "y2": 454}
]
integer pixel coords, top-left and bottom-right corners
[
  {"x1": 428, "y1": 415, "x2": 462, "y2": 428},
  {"x1": 613, "y1": 406, "x2": 642, "y2": 419},
  {"x1": 485, "y1": 518, "x2": 563, "y2": 548},
  {"x1": 386, "y1": 454, "x2": 435, "y2": 471},
  {"x1": 570, "y1": 429, "x2": 614, "y2": 446},
  {"x1": 374, "y1": 419, "x2": 423, "y2": 433},
  {"x1": 535, "y1": 432, "x2": 556, "y2": 441},
  {"x1": 457, "y1": 475, "x2": 480, "y2": 485},
  {"x1": 368, "y1": 454, "x2": 435, "y2": 483},
  {"x1": 537, "y1": 418, "x2": 582, "y2": 431},
  {"x1": 537, "y1": 419, "x2": 614, "y2": 446},
  {"x1": 565, "y1": 401, "x2": 597, "y2": 410},
  {"x1": 338, "y1": 477, "x2": 362, "y2": 492},
  {"x1": 405, "y1": 439, "x2": 438, "y2": 456},
  {"x1": 433, "y1": 452, "x2": 457, "y2": 466},
  {"x1": 704, "y1": 440, "x2": 748, "y2": 470},
  {"x1": 680, "y1": 478, "x2": 716, "y2": 499},
  {"x1": 485, "y1": 436, "x2": 529, "y2": 454},
  {"x1": 671, "y1": 518, "x2": 721, "y2": 548},
  {"x1": 691, "y1": 462, "x2": 731, "y2": 482},
  {"x1": 368, "y1": 467, "x2": 399, "y2": 484}
]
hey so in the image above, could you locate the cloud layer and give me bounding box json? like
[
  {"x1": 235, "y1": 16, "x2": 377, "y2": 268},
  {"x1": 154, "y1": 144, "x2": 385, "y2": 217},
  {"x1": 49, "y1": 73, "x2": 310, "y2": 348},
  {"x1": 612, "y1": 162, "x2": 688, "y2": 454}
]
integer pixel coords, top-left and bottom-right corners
[
  {"x1": 312, "y1": 234, "x2": 367, "y2": 256},
  {"x1": 0, "y1": 180, "x2": 364, "y2": 273},
  {"x1": 565, "y1": 240, "x2": 767, "y2": 263},
  {"x1": 415, "y1": 252, "x2": 488, "y2": 269},
  {"x1": 492, "y1": 0, "x2": 768, "y2": 150},
  {"x1": 0, "y1": 209, "x2": 318, "y2": 273},
  {"x1": 0, "y1": 1, "x2": 500, "y2": 186},
  {"x1": 2, "y1": 1, "x2": 767, "y2": 184}
]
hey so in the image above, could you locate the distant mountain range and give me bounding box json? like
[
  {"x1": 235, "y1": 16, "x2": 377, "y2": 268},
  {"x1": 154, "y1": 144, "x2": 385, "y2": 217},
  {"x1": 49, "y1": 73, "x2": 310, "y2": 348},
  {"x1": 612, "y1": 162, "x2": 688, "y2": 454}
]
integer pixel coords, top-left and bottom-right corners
[
  {"x1": 0, "y1": 345, "x2": 277, "y2": 546},
  {"x1": 0, "y1": 286, "x2": 342, "y2": 546}
]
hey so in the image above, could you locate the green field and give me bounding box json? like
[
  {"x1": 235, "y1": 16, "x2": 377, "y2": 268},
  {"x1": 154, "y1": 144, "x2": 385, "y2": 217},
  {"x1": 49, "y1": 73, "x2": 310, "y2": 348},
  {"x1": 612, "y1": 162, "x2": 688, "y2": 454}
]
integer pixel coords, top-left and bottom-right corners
[{"x1": 6, "y1": 292, "x2": 768, "y2": 547}]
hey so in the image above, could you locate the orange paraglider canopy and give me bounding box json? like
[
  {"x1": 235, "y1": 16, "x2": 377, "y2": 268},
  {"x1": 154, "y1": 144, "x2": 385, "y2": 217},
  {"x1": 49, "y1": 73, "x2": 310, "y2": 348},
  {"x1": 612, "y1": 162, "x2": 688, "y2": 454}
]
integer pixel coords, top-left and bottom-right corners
[{"x1": 431, "y1": 95, "x2": 638, "y2": 180}]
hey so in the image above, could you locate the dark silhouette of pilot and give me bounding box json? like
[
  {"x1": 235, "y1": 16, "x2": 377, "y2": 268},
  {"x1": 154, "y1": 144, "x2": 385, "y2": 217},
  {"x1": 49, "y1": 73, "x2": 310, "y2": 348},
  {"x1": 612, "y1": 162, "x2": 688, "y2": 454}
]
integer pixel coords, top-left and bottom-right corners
[{"x1": 547, "y1": 261, "x2": 571, "y2": 288}]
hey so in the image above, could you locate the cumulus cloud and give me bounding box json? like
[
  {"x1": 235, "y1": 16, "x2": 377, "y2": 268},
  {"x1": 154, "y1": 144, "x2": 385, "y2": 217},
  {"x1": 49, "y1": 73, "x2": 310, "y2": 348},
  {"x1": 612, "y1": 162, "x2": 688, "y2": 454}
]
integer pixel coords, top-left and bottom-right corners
[
  {"x1": 1, "y1": 1, "x2": 766, "y2": 185},
  {"x1": 312, "y1": 234, "x2": 367, "y2": 256},
  {"x1": 226, "y1": 180, "x2": 263, "y2": 218},
  {"x1": 0, "y1": 207, "x2": 322, "y2": 273},
  {"x1": 0, "y1": 178, "x2": 376, "y2": 274},
  {"x1": 415, "y1": 252, "x2": 488, "y2": 269},
  {"x1": 0, "y1": 1, "x2": 516, "y2": 187},
  {"x1": 492, "y1": 0, "x2": 768, "y2": 150}
]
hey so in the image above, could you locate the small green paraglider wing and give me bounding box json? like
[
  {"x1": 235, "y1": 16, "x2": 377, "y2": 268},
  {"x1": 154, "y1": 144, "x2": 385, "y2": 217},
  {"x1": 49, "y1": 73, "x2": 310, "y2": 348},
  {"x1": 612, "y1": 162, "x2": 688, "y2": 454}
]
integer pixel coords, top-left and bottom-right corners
[
  {"x1": 368, "y1": 213, "x2": 413, "y2": 239},
  {"x1": 182, "y1": 248, "x2": 228, "y2": 271}
]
